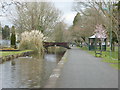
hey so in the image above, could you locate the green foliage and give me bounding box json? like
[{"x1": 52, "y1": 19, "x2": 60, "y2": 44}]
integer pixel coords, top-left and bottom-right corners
[
  {"x1": 10, "y1": 26, "x2": 16, "y2": 48},
  {"x1": 111, "y1": 31, "x2": 118, "y2": 43},
  {"x1": 118, "y1": 1, "x2": 120, "y2": 10},
  {"x1": 11, "y1": 33, "x2": 16, "y2": 46},
  {"x1": 37, "y1": 25, "x2": 44, "y2": 33},
  {"x1": 73, "y1": 12, "x2": 81, "y2": 26},
  {"x1": 2, "y1": 25, "x2": 10, "y2": 39}
]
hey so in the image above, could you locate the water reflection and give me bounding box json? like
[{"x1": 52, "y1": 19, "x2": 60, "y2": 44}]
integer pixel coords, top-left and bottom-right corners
[
  {"x1": 44, "y1": 54, "x2": 57, "y2": 62},
  {"x1": 1, "y1": 53, "x2": 63, "y2": 88}
]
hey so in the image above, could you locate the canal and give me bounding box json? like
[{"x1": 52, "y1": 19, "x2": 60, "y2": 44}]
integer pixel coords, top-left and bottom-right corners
[{"x1": 1, "y1": 47, "x2": 66, "y2": 88}]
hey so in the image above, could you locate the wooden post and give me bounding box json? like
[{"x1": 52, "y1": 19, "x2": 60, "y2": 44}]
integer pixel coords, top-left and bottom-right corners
[{"x1": 118, "y1": 1, "x2": 120, "y2": 60}]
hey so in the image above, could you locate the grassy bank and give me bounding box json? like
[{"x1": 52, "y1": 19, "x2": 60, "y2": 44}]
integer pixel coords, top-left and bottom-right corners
[
  {"x1": 0, "y1": 50, "x2": 33, "y2": 57},
  {"x1": 80, "y1": 46, "x2": 120, "y2": 70}
]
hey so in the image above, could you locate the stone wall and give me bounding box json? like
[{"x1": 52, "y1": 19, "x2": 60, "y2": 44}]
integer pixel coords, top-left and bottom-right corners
[{"x1": 0, "y1": 51, "x2": 33, "y2": 64}]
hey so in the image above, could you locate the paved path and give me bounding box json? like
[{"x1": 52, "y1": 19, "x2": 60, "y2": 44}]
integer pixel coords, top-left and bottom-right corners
[{"x1": 55, "y1": 47, "x2": 118, "y2": 88}]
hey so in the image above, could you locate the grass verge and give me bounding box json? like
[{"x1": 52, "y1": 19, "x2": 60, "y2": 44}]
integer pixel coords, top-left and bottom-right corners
[
  {"x1": 80, "y1": 46, "x2": 120, "y2": 69},
  {"x1": 0, "y1": 50, "x2": 33, "y2": 57},
  {"x1": 109, "y1": 64, "x2": 120, "y2": 70}
]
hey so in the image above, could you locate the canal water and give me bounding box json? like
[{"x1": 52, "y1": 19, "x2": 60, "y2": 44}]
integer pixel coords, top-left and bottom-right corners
[{"x1": 0, "y1": 49, "x2": 66, "y2": 88}]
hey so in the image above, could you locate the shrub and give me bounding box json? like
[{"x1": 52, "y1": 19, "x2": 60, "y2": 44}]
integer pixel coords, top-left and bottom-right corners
[{"x1": 19, "y1": 30, "x2": 44, "y2": 54}]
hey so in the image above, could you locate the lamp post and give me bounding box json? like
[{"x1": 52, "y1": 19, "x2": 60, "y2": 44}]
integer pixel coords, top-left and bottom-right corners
[
  {"x1": 110, "y1": 2, "x2": 113, "y2": 60},
  {"x1": 118, "y1": 1, "x2": 120, "y2": 60},
  {"x1": 103, "y1": 2, "x2": 113, "y2": 60}
]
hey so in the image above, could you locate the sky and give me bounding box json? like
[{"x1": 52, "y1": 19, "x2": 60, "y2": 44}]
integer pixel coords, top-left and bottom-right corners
[
  {"x1": 54, "y1": 1, "x2": 77, "y2": 26},
  {"x1": 0, "y1": 0, "x2": 77, "y2": 27}
]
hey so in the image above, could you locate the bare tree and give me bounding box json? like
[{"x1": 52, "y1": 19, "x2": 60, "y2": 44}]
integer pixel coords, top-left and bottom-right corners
[
  {"x1": 73, "y1": 1, "x2": 119, "y2": 51},
  {"x1": 8, "y1": 2, "x2": 61, "y2": 36},
  {"x1": 53, "y1": 22, "x2": 67, "y2": 42},
  {"x1": 71, "y1": 8, "x2": 107, "y2": 46},
  {"x1": 1, "y1": 1, "x2": 61, "y2": 35},
  {"x1": 73, "y1": 1, "x2": 118, "y2": 35}
]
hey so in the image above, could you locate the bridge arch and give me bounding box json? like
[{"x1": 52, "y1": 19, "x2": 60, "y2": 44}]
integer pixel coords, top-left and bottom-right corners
[{"x1": 43, "y1": 42, "x2": 71, "y2": 49}]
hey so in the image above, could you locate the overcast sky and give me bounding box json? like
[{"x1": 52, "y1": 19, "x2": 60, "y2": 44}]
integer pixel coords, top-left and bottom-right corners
[
  {"x1": 54, "y1": 1, "x2": 77, "y2": 26},
  {"x1": 0, "y1": 0, "x2": 77, "y2": 27}
]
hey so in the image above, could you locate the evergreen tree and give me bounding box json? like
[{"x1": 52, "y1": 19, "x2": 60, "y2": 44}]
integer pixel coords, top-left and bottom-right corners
[
  {"x1": 10, "y1": 26, "x2": 16, "y2": 48},
  {"x1": 73, "y1": 12, "x2": 81, "y2": 26},
  {"x1": 72, "y1": 12, "x2": 82, "y2": 46},
  {"x1": 2, "y1": 25, "x2": 10, "y2": 39}
]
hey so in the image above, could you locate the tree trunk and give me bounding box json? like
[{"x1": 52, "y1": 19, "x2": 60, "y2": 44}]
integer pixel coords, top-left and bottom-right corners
[
  {"x1": 113, "y1": 42, "x2": 115, "y2": 51},
  {"x1": 80, "y1": 41, "x2": 83, "y2": 47},
  {"x1": 81, "y1": 37, "x2": 89, "y2": 46},
  {"x1": 118, "y1": 1, "x2": 120, "y2": 60},
  {"x1": 111, "y1": 42, "x2": 115, "y2": 52}
]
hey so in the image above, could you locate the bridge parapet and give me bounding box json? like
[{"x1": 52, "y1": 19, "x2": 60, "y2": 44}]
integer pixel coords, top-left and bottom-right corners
[{"x1": 43, "y1": 42, "x2": 71, "y2": 49}]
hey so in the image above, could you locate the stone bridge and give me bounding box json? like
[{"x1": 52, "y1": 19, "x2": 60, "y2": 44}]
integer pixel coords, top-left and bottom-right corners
[{"x1": 43, "y1": 42, "x2": 71, "y2": 49}]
